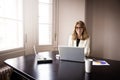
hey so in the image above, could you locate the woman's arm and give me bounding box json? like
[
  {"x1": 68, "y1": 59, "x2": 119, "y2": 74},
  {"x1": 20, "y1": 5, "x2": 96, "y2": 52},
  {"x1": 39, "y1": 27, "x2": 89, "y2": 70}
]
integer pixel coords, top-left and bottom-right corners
[{"x1": 84, "y1": 37, "x2": 90, "y2": 57}]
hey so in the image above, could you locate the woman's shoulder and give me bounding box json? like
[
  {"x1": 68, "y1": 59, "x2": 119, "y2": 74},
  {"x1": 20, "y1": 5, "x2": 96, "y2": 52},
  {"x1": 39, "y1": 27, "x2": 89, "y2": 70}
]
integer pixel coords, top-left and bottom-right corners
[{"x1": 84, "y1": 36, "x2": 90, "y2": 41}]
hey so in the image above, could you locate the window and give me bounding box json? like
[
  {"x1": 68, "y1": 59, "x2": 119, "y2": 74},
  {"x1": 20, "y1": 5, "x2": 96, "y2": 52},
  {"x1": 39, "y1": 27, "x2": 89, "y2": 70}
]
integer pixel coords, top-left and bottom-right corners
[
  {"x1": 38, "y1": 0, "x2": 53, "y2": 45},
  {"x1": 0, "y1": 0, "x2": 23, "y2": 51}
]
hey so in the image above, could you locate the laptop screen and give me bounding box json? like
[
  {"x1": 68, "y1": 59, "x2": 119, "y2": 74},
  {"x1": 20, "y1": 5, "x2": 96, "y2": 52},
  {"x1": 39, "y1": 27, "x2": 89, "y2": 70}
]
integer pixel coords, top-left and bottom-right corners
[{"x1": 58, "y1": 46, "x2": 85, "y2": 62}]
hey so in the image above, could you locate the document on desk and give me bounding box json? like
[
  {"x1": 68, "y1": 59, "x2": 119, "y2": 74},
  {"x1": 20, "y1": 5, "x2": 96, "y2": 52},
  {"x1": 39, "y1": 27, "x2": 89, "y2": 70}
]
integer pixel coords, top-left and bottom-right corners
[{"x1": 92, "y1": 60, "x2": 110, "y2": 66}]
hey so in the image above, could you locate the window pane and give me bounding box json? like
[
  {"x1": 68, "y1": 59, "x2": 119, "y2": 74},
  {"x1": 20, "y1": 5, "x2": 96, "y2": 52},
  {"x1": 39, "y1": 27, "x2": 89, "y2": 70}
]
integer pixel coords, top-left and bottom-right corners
[
  {"x1": 0, "y1": 0, "x2": 23, "y2": 20},
  {"x1": 39, "y1": 3, "x2": 52, "y2": 23},
  {"x1": 39, "y1": 24, "x2": 52, "y2": 45},
  {"x1": 0, "y1": 19, "x2": 23, "y2": 51},
  {"x1": 0, "y1": 0, "x2": 23, "y2": 51},
  {"x1": 39, "y1": 0, "x2": 52, "y2": 3},
  {"x1": 38, "y1": 0, "x2": 53, "y2": 45}
]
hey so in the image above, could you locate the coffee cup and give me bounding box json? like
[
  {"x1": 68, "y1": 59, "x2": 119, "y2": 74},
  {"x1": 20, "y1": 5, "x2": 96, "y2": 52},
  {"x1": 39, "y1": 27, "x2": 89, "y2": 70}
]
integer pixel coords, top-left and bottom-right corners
[{"x1": 85, "y1": 59, "x2": 93, "y2": 73}]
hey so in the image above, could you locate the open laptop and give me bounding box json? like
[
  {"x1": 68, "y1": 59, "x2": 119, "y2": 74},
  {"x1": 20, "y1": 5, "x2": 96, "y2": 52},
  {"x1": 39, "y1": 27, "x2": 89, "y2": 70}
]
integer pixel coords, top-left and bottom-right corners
[{"x1": 58, "y1": 46, "x2": 85, "y2": 62}]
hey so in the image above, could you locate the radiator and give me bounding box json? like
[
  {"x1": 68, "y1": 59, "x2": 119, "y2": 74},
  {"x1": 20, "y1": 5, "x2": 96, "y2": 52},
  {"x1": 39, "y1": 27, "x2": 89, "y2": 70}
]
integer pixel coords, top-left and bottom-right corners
[{"x1": 0, "y1": 65, "x2": 13, "y2": 80}]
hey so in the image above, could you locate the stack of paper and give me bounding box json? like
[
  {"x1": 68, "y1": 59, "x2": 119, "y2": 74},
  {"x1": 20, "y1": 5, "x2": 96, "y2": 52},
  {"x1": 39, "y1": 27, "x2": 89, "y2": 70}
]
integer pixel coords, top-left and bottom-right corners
[{"x1": 92, "y1": 60, "x2": 110, "y2": 66}]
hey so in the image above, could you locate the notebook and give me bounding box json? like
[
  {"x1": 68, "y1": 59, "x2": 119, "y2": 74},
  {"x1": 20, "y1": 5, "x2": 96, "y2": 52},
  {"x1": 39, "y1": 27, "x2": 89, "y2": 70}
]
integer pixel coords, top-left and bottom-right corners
[
  {"x1": 33, "y1": 46, "x2": 53, "y2": 64},
  {"x1": 58, "y1": 46, "x2": 85, "y2": 62}
]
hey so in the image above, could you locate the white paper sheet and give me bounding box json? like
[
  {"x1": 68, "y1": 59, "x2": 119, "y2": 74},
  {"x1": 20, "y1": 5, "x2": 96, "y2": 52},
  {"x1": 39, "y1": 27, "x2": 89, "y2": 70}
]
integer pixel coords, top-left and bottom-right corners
[{"x1": 92, "y1": 60, "x2": 110, "y2": 66}]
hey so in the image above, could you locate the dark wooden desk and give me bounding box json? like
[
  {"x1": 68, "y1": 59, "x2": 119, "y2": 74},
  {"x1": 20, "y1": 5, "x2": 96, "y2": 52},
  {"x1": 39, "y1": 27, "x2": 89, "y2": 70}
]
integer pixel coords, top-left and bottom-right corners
[{"x1": 4, "y1": 51, "x2": 120, "y2": 80}]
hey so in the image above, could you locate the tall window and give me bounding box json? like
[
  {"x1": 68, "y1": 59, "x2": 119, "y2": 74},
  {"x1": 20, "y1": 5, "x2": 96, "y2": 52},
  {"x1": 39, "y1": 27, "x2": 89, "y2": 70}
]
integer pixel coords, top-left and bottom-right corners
[
  {"x1": 38, "y1": 0, "x2": 53, "y2": 45},
  {"x1": 0, "y1": 0, "x2": 23, "y2": 51}
]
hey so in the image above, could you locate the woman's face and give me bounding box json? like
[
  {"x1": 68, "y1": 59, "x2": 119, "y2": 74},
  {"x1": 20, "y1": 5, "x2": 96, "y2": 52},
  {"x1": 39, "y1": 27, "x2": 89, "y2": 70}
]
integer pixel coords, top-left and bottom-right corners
[{"x1": 75, "y1": 24, "x2": 84, "y2": 35}]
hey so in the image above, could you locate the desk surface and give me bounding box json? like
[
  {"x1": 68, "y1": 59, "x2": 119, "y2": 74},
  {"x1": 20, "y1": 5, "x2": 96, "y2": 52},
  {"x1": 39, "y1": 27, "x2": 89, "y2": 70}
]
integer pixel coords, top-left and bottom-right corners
[{"x1": 4, "y1": 51, "x2": 120, "y2": 80}]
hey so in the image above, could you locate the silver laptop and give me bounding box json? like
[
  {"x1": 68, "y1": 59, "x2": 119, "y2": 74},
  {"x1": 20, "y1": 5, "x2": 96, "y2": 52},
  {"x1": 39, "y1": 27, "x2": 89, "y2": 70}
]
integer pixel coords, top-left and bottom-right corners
[{"x1": 58, "y1": 46, "x2": 85, "y2": 62}]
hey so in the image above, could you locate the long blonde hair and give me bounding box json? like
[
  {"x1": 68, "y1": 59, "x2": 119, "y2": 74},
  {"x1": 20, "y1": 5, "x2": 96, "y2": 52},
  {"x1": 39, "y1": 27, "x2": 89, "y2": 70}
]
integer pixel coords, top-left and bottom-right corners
[{"x1": 72, "y1": 20, "x2": 89, "y2": 40}]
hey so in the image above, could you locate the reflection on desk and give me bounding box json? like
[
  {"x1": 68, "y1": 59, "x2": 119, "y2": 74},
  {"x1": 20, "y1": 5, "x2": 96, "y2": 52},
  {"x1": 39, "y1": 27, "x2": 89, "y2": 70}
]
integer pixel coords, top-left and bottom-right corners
[
  {"x1": 58, "y1": 61, "x2": 84, "y2": 80},
  {"x1": 4, "y1": 51, "x2": 120, "y2": 80}
]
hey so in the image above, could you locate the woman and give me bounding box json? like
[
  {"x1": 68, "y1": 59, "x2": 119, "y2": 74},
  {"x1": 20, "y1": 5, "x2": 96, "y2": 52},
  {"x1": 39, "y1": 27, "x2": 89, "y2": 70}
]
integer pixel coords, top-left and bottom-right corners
[{"x1": 68, "y1": 20, "x2": 90, "y2": 57}]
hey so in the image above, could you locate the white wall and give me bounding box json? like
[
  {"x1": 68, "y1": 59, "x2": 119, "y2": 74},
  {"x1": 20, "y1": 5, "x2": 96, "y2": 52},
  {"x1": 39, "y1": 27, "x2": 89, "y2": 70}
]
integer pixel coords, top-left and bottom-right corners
[{"x1": 58, "y1": 0, "x2": 86, "y2": 46}]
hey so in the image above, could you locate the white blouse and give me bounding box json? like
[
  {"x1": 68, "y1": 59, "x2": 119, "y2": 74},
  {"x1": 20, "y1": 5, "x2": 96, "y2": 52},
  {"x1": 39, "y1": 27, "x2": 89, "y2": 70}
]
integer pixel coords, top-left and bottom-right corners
[{"x1": 68, "y1": 35, "x2": 90, "y2": 57}]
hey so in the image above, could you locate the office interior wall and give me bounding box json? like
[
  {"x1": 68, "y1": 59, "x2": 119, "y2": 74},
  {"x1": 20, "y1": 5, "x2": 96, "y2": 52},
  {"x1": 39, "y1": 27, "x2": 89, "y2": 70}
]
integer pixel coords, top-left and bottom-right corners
[
  {"x1": 86, "y1": 0, "x2": 120, "y2": 60},
  {"x1": 58, "y1": 0, "x2": 85, "y2": 46}
]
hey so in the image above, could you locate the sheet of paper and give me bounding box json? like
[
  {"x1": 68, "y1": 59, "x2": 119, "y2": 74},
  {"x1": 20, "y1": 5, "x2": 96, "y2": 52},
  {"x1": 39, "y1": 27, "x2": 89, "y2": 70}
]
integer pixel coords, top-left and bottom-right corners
[{"x1": 92, "y1": 60, "x2": 110, "y2": 66}]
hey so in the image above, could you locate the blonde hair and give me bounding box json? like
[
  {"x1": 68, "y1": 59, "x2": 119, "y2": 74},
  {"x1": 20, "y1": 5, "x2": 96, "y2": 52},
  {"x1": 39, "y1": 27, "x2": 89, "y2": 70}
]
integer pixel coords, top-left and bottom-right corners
[{"x1": 72, "y1": 20, "x2": 89, "y2": 40}]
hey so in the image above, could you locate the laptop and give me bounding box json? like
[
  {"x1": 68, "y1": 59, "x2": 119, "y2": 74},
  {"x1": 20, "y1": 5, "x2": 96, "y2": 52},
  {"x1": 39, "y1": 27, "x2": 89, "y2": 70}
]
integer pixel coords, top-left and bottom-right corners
[{"x1": 58, "y1": 46, "x2": 85, "y2": 62}]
